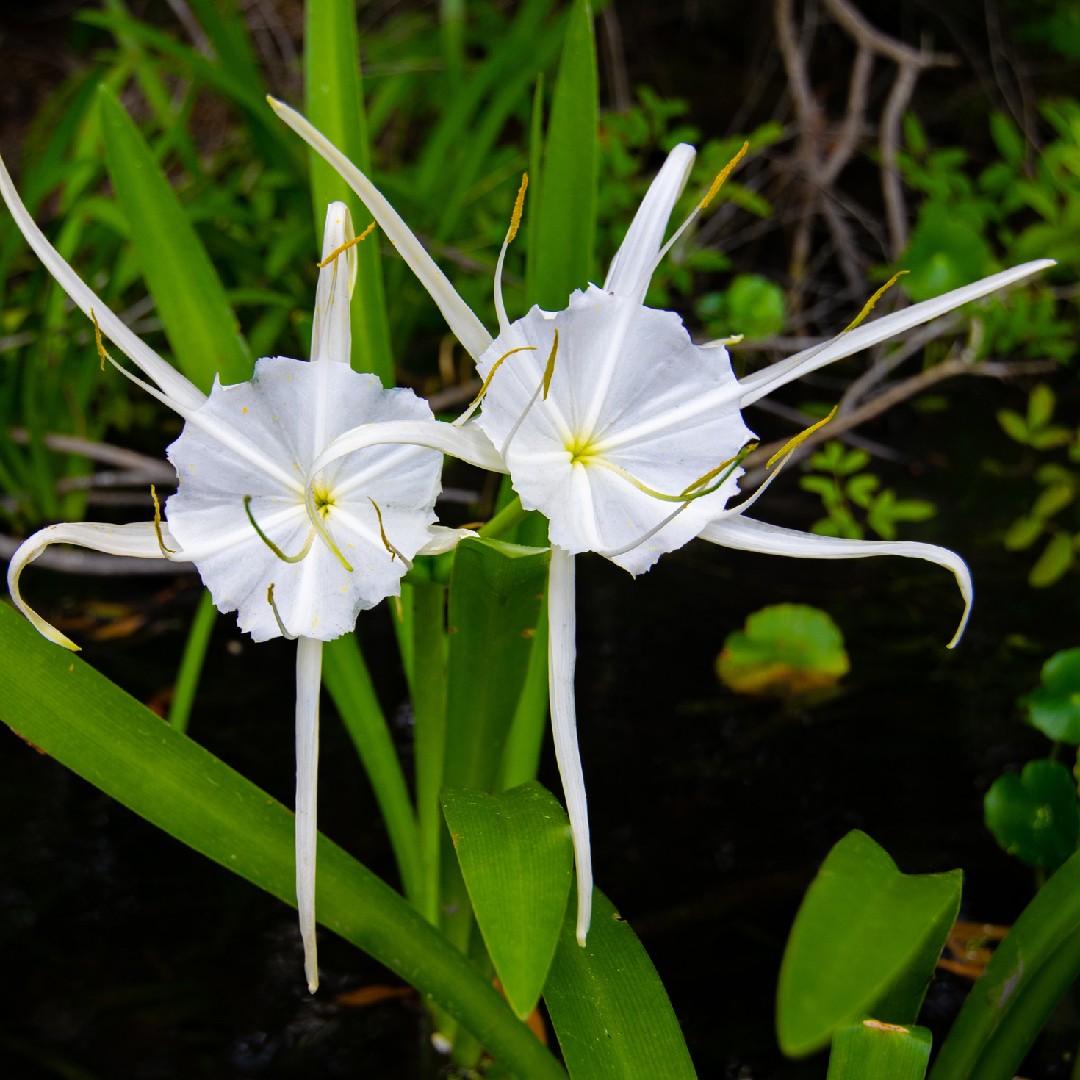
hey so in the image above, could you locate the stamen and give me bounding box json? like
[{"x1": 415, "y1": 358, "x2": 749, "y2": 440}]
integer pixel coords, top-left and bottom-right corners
[
  {"x1": 698, "y1": 141, "x2": 750, "y2": 212},
  {"x1": 316, "y1": 221, "x2": 377, "y2": 268},
  {"x1": 453, "y1": 345, "x2": 537, "y2": 426},
  {"x1": 369, "y1": 497, "x2": 412, "y2": 568},
  {"x1": 91, "y1": 309, "x2": 111, "y2": 372},
  {"x1": 267, "y1": 583, "x2": 295, "y2": 639},
  {"x1": 840, "y1": 271, "x2": 908, "y2": 334},
  {"x1": 542, "y1": 329, "x2": 559, "y2": 399},
  {"x1": 591, "y1": 441, "x2": 756, "y2": 504},
  {"x1": 766, "y1": 404, "x2": 839, "y2": 469},
  {"x1": 505, "y1": 173, "x2": 529, "y2": 244},
  {"x1": 303, "y1": 488, "x2": 355, "y2": 572},
  {"x1": 244, "y1": 495, "x2": 316, "y2": 563},
  {"x1": 681, "y1": 442, "x2": 760, "y2": 497},
  {"x1": 150, "y1": 485, "x2": 175, "y2": 556}
]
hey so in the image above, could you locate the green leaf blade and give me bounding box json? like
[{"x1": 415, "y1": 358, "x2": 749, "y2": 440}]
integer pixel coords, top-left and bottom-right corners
[
  {"x1": 442, "y1": 782, "x2": 573, "y2": 1019},
  {"x1": 98, "y1": 84, "x2": 253, "y2": 391}
]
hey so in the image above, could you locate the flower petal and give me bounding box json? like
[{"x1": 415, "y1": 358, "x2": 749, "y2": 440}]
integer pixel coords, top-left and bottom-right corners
[
  {"x1": 268, "y1": 98, "x2": 493, "y2": 361},
  {"x1": 294, "y1": 636, "x2": 323, "y2": 993},
  {"x1": 7, "y1": 521, "x2": 184, "y2": 649},
  {"x1": 418, "y1": 525, "x2": 478, "y2": 555},
  {"x1": 603, "y1": 144, "x2": 695, "y2": 305},
  {"x1": 0, "y1": 153, "x2": 206, "y2": 417},
  {"x1": 738, "y1": 260, "x2": 1056, "y2": 407},
  {"x1": 700, "y1": 515, "x2": 973, "y2": 647},
  {"x1": 548, "y1": 546, "x2": 592, "y2": 944},
  {"x1": 311, "y1": 201, "x2": 355, "y2": 366}
]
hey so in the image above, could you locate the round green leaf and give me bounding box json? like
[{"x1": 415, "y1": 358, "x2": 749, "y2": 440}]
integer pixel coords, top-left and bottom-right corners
[
  {"x1": 901, "y1": 203, "x2": 991, "y2": 303},
  {"x1": 1028, "y1": 648, "x2": 1080, "y2": 743},
  {"x1": 984, "y1": 760, "x2": 1080, "y2": 868},
  {"x1": 717, "y1": 603, "x2": 849, "y2": 697}
]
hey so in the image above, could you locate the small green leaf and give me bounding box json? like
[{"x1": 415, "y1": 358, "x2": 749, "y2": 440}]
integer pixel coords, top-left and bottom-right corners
[
  {"x1": 984, "y1": 760, "x2": 1080, "y2": 868},
  {"x1": 777, "y1": 831, "x2": 962, "y2": 1057},
  {"x1": 996, "y1": 408, "x2": 1030, "y2": 445},
  {"x1": 1027, "y1": 383, "x2": 1056, "y2": 430},
  {"x1": 724, "y1": 273, "x2": 786, "y2": 339},
  {"x1": 827, "y1": 1020, "x2": 932, "y2": 1080},
  {"x1": 1004, "y1": 514, "x2": 1045, "y2": 551},
  {"x1": 1030, "y1": 531, "x2": 1074, "y2": 587},
  {"x1": 717, "y1": 604, "x2": 849, "y2": 698},
  {"x1": 1028, "y1": 649, "x2": 1080, "y2": 744},
  {"x1": 442, "y1": 783, "x2": 573, "y2": 1019},
  {"x1": 544, "y1": 887, "x2": 697, "y2": 1079},
  {"x1": 901, "y1": 203, "x2": 991, "y2": 303},
  {"x1": 1032, "y1": 482, "x2": 1075, "y2": 521},
  {"x1": 98, "y1": 85, "x2": 252, "y2": 391}
]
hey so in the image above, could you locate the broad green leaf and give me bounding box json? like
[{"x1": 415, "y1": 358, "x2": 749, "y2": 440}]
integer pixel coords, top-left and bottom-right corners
[
  {"x1": 901, "y1": 203, "x2": 991, "y2": 303},
  {"x1": 98, "y1": 85, "x2": 252, "y2": 391},
  {"x1": 442, "y1": 538, "x2": 550, "y2": 793},
  {"x1": 929, "y1": 846, "x2": 1080, "y2": 1080},
  {"x1": 777, "y1": 831, "x2": 962, "y2": 1057},
  {"x1": 304, "y1": 0, "x2": 394, "y2": 383},
  {"x1": 827, "y1": 1021, "x2": 932, "y2": 1080},
  {"x1": 443, "y1": 782, "x2": 573, "y2": 1019},
  {"x1": 0, "y1": 603, "x2": 565, "y2": 1080},
  {"x1": 717, "y1": 603, "x2": 849, "y2": 698},
  {"x1": 544, "y1": 886, "x2": 697, "y2": 1079},
  {"x1": 984, "y1": 760, "x2": 1080, "y2": 868},
  {"x1": 1028, "y1": 648, "x2": 1080, "y2": 743},
  {"x1": 527, "y1": 0, "x2": 597, "y2": 308}
]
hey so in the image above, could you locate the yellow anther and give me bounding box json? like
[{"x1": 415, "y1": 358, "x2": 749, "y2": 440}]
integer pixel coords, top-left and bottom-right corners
[
  {"x1": 699, "y1": 141, "x2": 750, "y2": 211},
  {"x1": 316, "y1": 221, "x2": 377, "y2": 268},
  {"x1": 369, "y1": 497, "x2": 409, "y2": 566},
  {"x1": 766, "y1": 404, "x2": 839, "y2": 469},
  {"x1": 505, "y1": 173, "x2": 529, "y2": 244},
  {"x1": 840, "y1": 271, "x2": 909, "y2": 334},
  {"x1": 542, "y1": 329, "x2": 559, "y2": 400},
  {"x1": 150, "y1": 484, "x2": 175, "y2": 556},
  {"x1": 458, "y1": 345, "x2": 537, "y2": 419},
  {"x1": 680, "y1": 441, "x2": 759, "y2": 497},
  {"x1": 244, "y1": 495, "x2": 315, "y2": 563},
  {"x1": 91, "y1": 309, "x2": 113, "y2": 372}
]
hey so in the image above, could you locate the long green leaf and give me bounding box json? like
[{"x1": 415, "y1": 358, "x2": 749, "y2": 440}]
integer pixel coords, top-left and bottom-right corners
[
  {"x1": 98, "y1": 85, "x2": 253, "y2": 391},
  {"x1": 777, "y1": 831, "x2": 962, "y2": 1057},
  {"x1": 544, "y1": 886, "x2": 698, "y2": 1079},
  {"x1": 527, "y1": 0, "x2": 597, "y2": 308},
  {"x1": 0, "y1": 602, "x2": 565, "y2": 1080},
  {"x1": 304, "y1": 0, "x2": 394, "y2": 383},
  {"x1": 443, "y1": 782, "x2": 573, "y2": 1019},
  {"x1": 827, "y1": 1021, "x2": 932, "y2": 1080}
]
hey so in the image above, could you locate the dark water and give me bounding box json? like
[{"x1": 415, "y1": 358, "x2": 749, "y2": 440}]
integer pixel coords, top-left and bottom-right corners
[{"x1": 2, "y1": 385, "x2": 1078, "y2": 1079}]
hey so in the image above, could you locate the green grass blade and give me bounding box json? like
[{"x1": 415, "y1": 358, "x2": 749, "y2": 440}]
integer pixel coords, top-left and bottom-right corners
[
  {"x1": 443, "y1": 782, "x2": 573, "y2": 1019},
  {"x1": 527, "y1": 0, "x2": 597, "y2": 308},
  {"x1": 322, "y1": 633, "x2": 422, "y2": 906},
  {"x1": 777, "y1": 831, "x2": 962, "y2": 1058},
  {"x1": 304, "y1": 0, "x2": 394, "y2": 383},
  {"x1": 0, "y1": 602, "x2": 565, "y2": 1080},
  {"x1": 544, "y1": 886, "x2": 698, "y2": 1079},
  {"x1": 98, "y1": 85, "x2": 253, "y2": 390},
  {"x1": 167, "y1": 588, "x2": 217, "y2": 735}
]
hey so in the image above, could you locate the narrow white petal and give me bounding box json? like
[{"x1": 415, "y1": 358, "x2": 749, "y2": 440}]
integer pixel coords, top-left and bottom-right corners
[
  {"x1": 311, "y1": 201, "x2": 354, "y2": 367},
  {"x1": 0, "y1": 153, "x2": 206, "y2": 416},
  {"x1": 7, "y1": 521, "x2": 185, "y2": 650},
  {"x1": 417, "y1": 525, "x2": 478, "y2": 555},
  {"x1": 603, "y1": 144, "x2": 695, "y2": 305},
  {"x1": 739, "y1": 260, "x2": 1056, "y2": 407},
  {"x1": 295, "y1": 636, "x2": 323, "y2": 993},
  {"x1": 701, "y1": 515, "x2": 973, "y2": 647},
  {"x1": 268, "y1": 98, "x2": 493, "y2": 361},
  {"x1": 548, "y1": 546, "x2": 592, "y2": 944},
  {"x1": 311, "y1": 418, "x2": 507, "y2": 476}
]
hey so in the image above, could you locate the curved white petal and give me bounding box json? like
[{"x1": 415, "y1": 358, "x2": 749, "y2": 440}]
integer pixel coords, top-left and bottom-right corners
[
  {"x1": 7, "y1": 520, "x2": 185, "y2": 650},
  {"x1": 268, "y1": 98, "x2": 493, "y2": 362},
  {"x1": 701, "y1": 515, "x2": 973, "y2": 647},
  {"x1": 311, "y1": 202, "x2": 355, "y2": 367},
  {"x1": 0, "y1": 153, "x2": 206, "y2": 417},
  {"x1": 312, "y1": 417, "x2": 507, "y2": 476},
  {"x1": 548, "y1": 546, "x2": 592, "y2": 944},
  {"x1": 738, "y1": 260, "x2": 1056, "y2": 407},
  {"x1": 294, "y1": 636, "x2": 323, "y2": 993},
  {"x1": 603, "y1": 143, "x2": 695, "y2": 305},
  {"x1": 418, "y1": 525, "x2": 478, "y2": 555}
]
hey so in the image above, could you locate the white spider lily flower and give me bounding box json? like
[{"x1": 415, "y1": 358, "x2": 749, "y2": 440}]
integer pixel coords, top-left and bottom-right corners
[
  {"x1": 269, "y1": 98, "x2": 1054, "y2": 945},
  {"x1": 0, "y1": 158, "x2": 464, "y2": 991}
]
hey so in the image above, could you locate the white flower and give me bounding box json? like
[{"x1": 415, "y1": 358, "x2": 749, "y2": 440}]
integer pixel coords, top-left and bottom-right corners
[
  {"x1": 269, "y1": 98, "x2": 1054, "y2": 945},
  {"x1": 0, "y1": 155, "x2": 459, "y2": 991}
]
